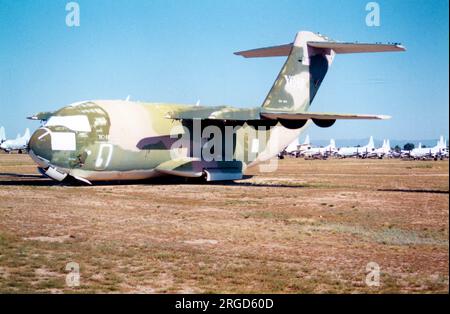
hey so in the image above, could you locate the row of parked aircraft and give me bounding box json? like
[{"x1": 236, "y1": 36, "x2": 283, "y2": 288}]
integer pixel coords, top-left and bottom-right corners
[
  {"x1": 0, "y1": 126, "x2": 31, "y2": 153},
  {"x1": 283, "y1": 135, "x2": 449, "y2": 160}
]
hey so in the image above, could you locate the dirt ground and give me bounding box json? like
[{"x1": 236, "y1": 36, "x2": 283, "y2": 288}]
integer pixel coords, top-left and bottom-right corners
[{"x1": 0, "y1": 153, "x2": 448, "y2": 293}]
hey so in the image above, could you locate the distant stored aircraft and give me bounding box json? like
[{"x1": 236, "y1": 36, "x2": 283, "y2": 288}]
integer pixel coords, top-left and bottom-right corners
[
  {"x1": 0, "y1": 128, "x2": 30, "y2": 153},
  {"x1": 284, "y1": 134, "x2": 311, "y2": 157},
  {"x1": 366, "y1": 139, "x2": 391, "y2": 159},
  {"x1": 26, "y1": 31, "x2": 405, "y2": 184},
  {"x1": 337, "y1": 136, "x2": 375, "y2": 158},
  {"x1": 303, "y1": 139, "x2": 337, "y2": 159},
  {"x1": 409, "y1": 136, "x2": 448, "y2": 160}
]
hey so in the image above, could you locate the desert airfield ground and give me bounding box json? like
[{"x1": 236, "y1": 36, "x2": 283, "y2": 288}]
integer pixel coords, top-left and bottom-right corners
[{"x1": 0, "y1": 153, "x2": 448, "y2": 293}]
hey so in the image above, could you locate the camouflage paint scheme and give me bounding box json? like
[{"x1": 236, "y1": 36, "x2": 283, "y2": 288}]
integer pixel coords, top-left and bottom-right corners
[
  {"x1": 27, "y1": 31, "x2": 405, "y2": 183},
  {"x1": 29, "y1": 100, "x2": 309, "y2": 181}
]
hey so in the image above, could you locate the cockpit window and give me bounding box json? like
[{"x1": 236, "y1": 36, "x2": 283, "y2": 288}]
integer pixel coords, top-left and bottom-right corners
[{"x1": 46, "y1": 115, "x2": 91, "y2": 132}]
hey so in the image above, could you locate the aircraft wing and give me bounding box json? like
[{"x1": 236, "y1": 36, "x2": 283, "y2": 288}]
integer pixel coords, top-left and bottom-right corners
[
  {"x1": 260, "y1": 112, "x2": 391, "y2": 120},
  {"x1": 166, "y1": 106, "x2": 260, "y2": 120},
  {"x1": 168, "y1": 107, "x2": 389, "y2": 121},
  {"x1": 167, "y1": 106, "x2": 390, "y2": 129}
]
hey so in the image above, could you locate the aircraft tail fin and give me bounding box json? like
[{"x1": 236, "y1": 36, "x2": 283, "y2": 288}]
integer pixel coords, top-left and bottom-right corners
[
  {"x1": 329, "y1": 139, "x2": 336, "y2": 150},
  {"x1": 385, "y1": 139, "x2": 391, "y2": 150},
  {"x1": 382, "y1": 139, "x2": 391, "y2": 153},
  {"x1": 303, "y1": 134, "x2": 310, "y2": 146},
  {"x1": 438, "y1": 135, "x2": 446, "y2": 148},
  {"x1": 23, "y1": 128, "x2": 31, "y2": 140},
  {"x1": 234, "y1": 31, "x2": 405, "y2": 114},
  {"x1": 367, "y1": 136, "x2": 375, "y2": 149},
  {"x1": 0, "y1": 126, "x2": 5, "y2": 142}
]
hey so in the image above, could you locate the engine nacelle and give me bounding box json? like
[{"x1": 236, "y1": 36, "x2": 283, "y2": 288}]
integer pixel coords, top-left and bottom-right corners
[{"x1": 312, "y1": 119, "x2": 336, "y2": 128}]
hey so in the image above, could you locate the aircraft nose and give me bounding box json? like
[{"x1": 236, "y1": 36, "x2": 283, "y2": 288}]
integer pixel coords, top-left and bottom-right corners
[{"x1": 28, "y1": 128, "x2": 52, "y2": 165}]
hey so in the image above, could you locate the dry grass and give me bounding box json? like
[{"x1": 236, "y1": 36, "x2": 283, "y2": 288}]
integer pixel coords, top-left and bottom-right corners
[{"x1": 0, "y1": 154, "x2": 448, "y2": 293}]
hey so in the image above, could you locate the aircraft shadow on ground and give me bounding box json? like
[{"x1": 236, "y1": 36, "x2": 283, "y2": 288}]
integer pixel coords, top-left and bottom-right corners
[
  {"x1": 0, "y1": 173, "x2": 306, "y2": 188},
  {"x1": 0, "y1": 172, "x2": 57, "y2": 186},
  {"x1": 71, "y1": 175, "x2": 306, "y2": 188},
  {"x1": 0, "y1": 172, "x2": 42, "y2": 178},
  {"x1": 377, "y1": 188, "x2": 449, "y2": 194}
]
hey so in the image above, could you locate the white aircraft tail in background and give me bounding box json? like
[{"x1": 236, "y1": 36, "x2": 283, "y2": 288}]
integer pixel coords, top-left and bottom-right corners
[
  {"x1": 367, "y1": 136, "x2": 375, "y2": 151},
  {"x1": 368, "y1": 138, "x2": 391, "y2": 158},
  {"x1": 0, "y1": 126, "x2": 5, "y2": 143},
  {"x1": 303, "y1": 138, "x2": 338, "y2": 159},
  {"x1": 284, "y1": 137, "x2": 301, "y2": 155},
  {"x1": 284, "y1": 134, "x2": 311, "y2": 156},
  {"x1": 409, "y1": 135, "x2": 448, "y2": 160},
  {"x1": 337, "y1": 136, "x2": 375, "y2": 158},
  {"x1": 0, "y1": 128, "x2": 31, "y2": 153},
  {"x1": 437, "y1": 136, "x2": 447, "y2": 149},
  {"x1": 303, "y1": 135, "x2": 310, "y2": 147},
  {"x1": 329, "y1": 139, "x2": 336, "y2": 151}
]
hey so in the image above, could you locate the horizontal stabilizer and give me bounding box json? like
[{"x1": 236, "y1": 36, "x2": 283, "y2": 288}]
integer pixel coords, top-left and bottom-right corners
[
  {"x1": 234, "y1": 43, "x2": 293, "y2": 58},
  {"x1": 261, "y1": 112, "x2": 391, "y2": 120},
  {"x1": 234, "y1": 41, "x2": 405, "y2": 58},
  {"x1": 307, "y1": 41, "x2": 405, "y2": 54}
]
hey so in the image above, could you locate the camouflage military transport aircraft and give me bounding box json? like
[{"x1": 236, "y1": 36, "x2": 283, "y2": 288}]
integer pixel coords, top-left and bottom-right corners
[{"x1": 27, "y1": 31, "x2": 405, "y2": 184}]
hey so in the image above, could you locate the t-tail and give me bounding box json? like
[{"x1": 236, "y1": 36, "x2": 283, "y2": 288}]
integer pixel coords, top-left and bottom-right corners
[{"x1": 235, "y1": 31, "x2": 405, "y2": 124}]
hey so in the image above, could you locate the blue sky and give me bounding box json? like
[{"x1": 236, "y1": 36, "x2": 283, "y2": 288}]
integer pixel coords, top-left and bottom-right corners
[{"x1": 0, "y1": 0, "x2": 448, "y2": 142}]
